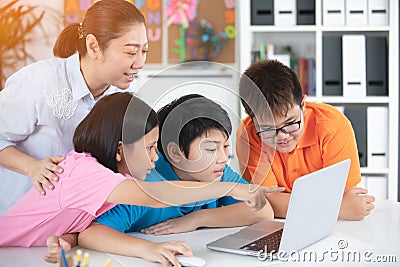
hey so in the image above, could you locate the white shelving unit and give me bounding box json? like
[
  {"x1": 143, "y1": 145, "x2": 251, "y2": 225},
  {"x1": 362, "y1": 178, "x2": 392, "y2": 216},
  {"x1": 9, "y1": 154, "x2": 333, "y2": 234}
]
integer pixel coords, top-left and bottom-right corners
[{"x1": 238, "y1": 0, "x2": 399, "y2": 200}]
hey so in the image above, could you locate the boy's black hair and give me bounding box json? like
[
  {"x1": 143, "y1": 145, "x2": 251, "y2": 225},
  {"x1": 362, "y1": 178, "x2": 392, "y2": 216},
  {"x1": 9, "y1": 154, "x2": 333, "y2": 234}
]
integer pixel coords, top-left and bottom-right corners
[
  {"x1": 157, "y1": 94, "x2": 232, "y2": 159},
  {"x1": 239, "y1": 60, "x2": 303, "y2": 119},
  {"x1": 73, "y1": 92, "x2": 158, "y2": 172}
]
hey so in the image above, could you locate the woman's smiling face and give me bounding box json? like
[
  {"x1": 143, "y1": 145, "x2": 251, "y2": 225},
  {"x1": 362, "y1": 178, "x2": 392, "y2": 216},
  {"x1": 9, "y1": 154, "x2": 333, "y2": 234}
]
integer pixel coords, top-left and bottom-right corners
[{"x1": 98, "y1": 23, "x2": 148, "y2": 90}]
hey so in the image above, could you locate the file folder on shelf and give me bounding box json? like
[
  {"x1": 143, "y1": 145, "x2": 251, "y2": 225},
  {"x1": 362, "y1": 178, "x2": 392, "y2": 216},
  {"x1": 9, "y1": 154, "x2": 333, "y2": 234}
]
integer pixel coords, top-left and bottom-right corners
[
  {"x1": 359, "y1": 176, "x2": 367, "y2": 189},
  {"x1": 344, "y1": 106, "x2": 367, "y2": 167},
  {"x1": 364, "y1": 176, "x2": 388, "y2": 201},
  {"x1": 367, "y1": 106, "x2": 388, "y2": 168},
  {"x1": 366, "y1": 36, "x2": 388, "y2": 96},
  {"x1": 322, "y1": 0, "x2": 345, "y2": 26},
  {"x1": 297, "y1": 0, "x2": 315, "y2": 25},
  {"x1": 251, "y1": 0, "x2": 274, "y2": 25},
  {"x1": 346, "y1": 0, "x2": 368, "y2": 26},
  {"x1": 274, "y1": 0, "x2": 296, "y2": 26},
  {"x1": 342, "y1": 35, "x2": 366, "y2": 98},
  {"x1": 323, "y1": 35, "x2": 342, "y2": 96},
  {"x1": 368, "y1": 0, "x2": 389, "y2": 26},
  {"x1": 332, "y1": 106, "x2": 345, "y2": 113}
]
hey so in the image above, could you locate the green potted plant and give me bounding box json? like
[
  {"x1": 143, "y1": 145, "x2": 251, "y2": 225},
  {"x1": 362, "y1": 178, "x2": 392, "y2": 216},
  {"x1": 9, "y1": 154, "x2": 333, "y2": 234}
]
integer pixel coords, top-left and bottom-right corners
[{"x1": 0, "y1": 0, "x2": 60, "y2": 88}]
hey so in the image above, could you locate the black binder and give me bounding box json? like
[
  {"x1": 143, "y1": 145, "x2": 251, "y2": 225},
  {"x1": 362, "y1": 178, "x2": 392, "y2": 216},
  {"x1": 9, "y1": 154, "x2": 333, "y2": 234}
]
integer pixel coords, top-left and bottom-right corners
[
  {"x1": 344, "y1": 106, "x2": 367, "y2": 167},
  {"x1": 251, "y1": 0, "x2": 274, "y2": 25},
  {"x1": 366, "y1": 36, "x2": 388, "y2": 96},
  {"x1": 297, "y1": 0, "x2": 315, "y2": 25},
  {"x1": 323, "y1": 35, "x2": 342, "y2": 96}
]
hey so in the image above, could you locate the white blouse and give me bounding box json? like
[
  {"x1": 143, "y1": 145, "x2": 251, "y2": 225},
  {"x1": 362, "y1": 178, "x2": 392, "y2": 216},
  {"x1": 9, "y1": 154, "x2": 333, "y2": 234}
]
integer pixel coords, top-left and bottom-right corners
[{"x1": 0, "y1": 53, "x2": 133, "y2": 214}]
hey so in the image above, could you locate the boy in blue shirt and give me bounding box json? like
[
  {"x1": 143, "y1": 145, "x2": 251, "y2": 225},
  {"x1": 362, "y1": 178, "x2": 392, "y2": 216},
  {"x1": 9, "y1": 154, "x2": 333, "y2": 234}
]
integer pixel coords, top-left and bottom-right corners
[{"x1": 77, "y1": 94, "x2": 275, "y2": 262}]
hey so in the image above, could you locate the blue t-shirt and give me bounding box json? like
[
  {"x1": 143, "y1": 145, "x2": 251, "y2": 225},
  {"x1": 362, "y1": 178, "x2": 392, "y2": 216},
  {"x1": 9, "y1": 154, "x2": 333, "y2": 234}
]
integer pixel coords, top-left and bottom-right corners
[{"x1": 94, "y1": 153, "x2": 248, "y2": 233}]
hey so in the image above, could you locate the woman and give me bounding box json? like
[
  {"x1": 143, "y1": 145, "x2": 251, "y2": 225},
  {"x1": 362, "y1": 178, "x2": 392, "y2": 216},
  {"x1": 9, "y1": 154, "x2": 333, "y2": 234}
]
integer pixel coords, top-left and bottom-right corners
[{"x1": 0, "y1": 0, "x2": 148, "y2": 214}]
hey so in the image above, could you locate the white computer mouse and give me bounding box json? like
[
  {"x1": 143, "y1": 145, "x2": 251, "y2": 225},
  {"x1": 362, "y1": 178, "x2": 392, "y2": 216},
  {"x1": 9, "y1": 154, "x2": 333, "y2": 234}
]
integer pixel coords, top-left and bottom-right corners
[{"x1": 175, "y1": 255, "x2": 206, "y2": 267}]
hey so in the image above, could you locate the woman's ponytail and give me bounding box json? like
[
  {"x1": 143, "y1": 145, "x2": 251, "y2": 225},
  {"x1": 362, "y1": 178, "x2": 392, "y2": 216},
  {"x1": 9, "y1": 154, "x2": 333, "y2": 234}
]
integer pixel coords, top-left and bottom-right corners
[{"x1": 53, "y1": 23, "x2": 86, "y2": 58}]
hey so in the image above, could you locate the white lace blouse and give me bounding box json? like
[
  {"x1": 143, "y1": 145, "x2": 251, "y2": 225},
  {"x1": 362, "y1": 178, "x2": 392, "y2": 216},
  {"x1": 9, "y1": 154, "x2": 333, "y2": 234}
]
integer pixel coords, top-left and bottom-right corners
[{"x1": 0, "y1": 53, "x2": 133, "y2": 214}]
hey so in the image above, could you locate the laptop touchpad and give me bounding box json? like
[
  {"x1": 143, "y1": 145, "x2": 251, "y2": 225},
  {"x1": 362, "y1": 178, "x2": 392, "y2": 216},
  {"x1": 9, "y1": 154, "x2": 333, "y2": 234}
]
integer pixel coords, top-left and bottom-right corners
[{"x1": 230, "y1": 229, "x2": 268, "y2": 240}]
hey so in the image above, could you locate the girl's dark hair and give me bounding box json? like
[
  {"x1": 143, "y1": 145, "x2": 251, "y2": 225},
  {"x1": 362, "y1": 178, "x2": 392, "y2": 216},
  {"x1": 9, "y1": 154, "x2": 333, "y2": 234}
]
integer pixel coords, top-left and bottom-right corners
[
  {"x1": 239, "y1": 60, "x2": 303, "y2": 118},
  {"x1": 53, "y1": 0, "x2": 145, "y2": 58},
  {"x1": 157, "y1": 94, "x2": 232, "y2": 159},
  {"x1": 73, "y1": 92, "x2": 158, "y2": 172}
]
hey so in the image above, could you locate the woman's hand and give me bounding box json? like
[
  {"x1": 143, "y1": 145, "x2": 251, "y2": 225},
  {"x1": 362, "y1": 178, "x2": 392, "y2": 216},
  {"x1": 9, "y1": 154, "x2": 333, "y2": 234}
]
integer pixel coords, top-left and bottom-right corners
[{"x1": 27, "y1": 155, "x2": 65, "y2": 195}]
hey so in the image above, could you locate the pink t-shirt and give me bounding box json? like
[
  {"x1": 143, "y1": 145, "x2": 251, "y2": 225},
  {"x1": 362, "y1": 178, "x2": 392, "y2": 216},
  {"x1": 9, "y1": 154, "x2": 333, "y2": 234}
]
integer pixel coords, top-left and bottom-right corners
[{"x1": 0, "y1": 151, "x2": 129, "y2": 247}]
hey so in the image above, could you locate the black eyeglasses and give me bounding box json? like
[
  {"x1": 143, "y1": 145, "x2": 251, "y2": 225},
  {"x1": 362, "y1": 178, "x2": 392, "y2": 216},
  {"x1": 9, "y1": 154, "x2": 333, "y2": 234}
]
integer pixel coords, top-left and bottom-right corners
[{"x1": 256, "y1": 119, "x2": 302, "y2": 139}]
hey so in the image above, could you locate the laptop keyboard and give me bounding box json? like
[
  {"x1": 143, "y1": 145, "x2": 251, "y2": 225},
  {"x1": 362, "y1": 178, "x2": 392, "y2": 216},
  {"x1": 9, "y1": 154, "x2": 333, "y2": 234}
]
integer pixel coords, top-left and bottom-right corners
[{"x1": 240, "y1": 229, "x2": 283, "y2": 253}]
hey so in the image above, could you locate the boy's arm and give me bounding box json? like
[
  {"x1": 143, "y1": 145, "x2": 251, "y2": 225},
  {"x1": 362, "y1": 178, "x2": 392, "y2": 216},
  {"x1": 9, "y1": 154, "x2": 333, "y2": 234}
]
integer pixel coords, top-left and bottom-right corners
[
  {"x1": 78, "y1": 222, "x2": 192, "y2": 266},
  {"x1": 339, "y1": 187, "x2": 375, "y2": 220},
  {"x1": 141, "y1": 200, "x2": 274, "y2": 235},
  {"x1": 266, "y1": 188, "x2": 375, "y2": 220}
]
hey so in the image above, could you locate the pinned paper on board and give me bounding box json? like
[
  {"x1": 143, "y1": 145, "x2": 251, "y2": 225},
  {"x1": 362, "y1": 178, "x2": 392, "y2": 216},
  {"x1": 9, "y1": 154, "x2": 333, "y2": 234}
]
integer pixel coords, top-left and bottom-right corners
[
  {"x1": 165, "y1": 0, "x2": 198, "y2": 28},
  {"x1": 167, "y1": 0, "x2": 236, "y2": 63},
  {"x1": 186, "y1": 19, "x2": 228, "y2": 61},
  {"x1": 165, "y1": 0, "x2": 198, "y2": 62}
]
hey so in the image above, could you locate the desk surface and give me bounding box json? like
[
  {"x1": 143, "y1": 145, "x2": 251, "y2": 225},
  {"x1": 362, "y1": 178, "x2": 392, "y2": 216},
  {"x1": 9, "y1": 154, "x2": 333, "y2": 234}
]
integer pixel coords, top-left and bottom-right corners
[{"x1": 1, "y1": 199, "x2": 399, "y2": 267}]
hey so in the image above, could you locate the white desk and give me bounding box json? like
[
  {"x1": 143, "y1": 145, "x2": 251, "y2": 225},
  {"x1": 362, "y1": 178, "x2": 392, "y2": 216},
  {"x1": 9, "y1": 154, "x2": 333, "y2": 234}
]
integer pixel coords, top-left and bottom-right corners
[{"x1": 1, "y1": 200, "x2": 399, "y2": 267}]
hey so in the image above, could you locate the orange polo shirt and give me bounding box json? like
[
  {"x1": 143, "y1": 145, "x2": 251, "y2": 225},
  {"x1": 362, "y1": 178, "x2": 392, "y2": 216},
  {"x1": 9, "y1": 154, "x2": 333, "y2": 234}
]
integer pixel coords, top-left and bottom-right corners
[{"x1": 236, "y1": 102, "x2": 361, "y2": 192}]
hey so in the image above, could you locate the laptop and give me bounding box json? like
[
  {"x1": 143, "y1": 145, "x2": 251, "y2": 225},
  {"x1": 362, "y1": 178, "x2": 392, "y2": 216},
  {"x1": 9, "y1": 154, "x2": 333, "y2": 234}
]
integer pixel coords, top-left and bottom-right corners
[{"x1": 206, "y1": 159, "x2": 351, "y2": 258}]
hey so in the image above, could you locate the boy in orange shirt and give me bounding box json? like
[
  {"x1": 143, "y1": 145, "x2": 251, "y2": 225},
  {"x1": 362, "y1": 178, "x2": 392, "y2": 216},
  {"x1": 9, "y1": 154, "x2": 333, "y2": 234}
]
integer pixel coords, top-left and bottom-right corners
[{"x1": 237, "y1": 60, "x2": 375, "y2": 221}]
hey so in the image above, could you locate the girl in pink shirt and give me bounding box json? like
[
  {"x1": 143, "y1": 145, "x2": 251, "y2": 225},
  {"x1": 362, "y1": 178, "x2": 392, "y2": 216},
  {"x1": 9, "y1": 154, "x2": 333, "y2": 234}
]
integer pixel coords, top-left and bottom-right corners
[{"x1": 0, "y1": 93, "x2": 280, "y2": 266}]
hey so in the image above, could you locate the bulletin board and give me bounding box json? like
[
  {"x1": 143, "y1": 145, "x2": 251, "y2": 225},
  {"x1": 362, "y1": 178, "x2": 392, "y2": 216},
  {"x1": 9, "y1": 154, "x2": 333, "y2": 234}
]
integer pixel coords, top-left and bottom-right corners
[
  {"x1": 64, "y1": 0, "x2": 235, "y2": 64},
  {"x1": 166, "y1": 0, "x2": 235, "y2": 63}
]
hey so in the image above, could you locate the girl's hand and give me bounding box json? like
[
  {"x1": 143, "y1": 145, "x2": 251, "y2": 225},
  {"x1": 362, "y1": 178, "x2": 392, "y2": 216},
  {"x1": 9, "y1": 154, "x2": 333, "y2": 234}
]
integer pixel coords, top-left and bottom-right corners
[
  {"x1": 141, "y1": 241, "x2": 192, "y2": 267},
  {"x1": 141, "y1": 214, "x2": 198, "y2": 236},
  {"x1": 27, "y1": 155, "x2": 65, "y2": 195},
  {"x1": 43, "y1": 235, "x2": 72, "y2": 263},
  {"x1": 232, "y1": 184, "x2": 285, "y2": 211}
]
